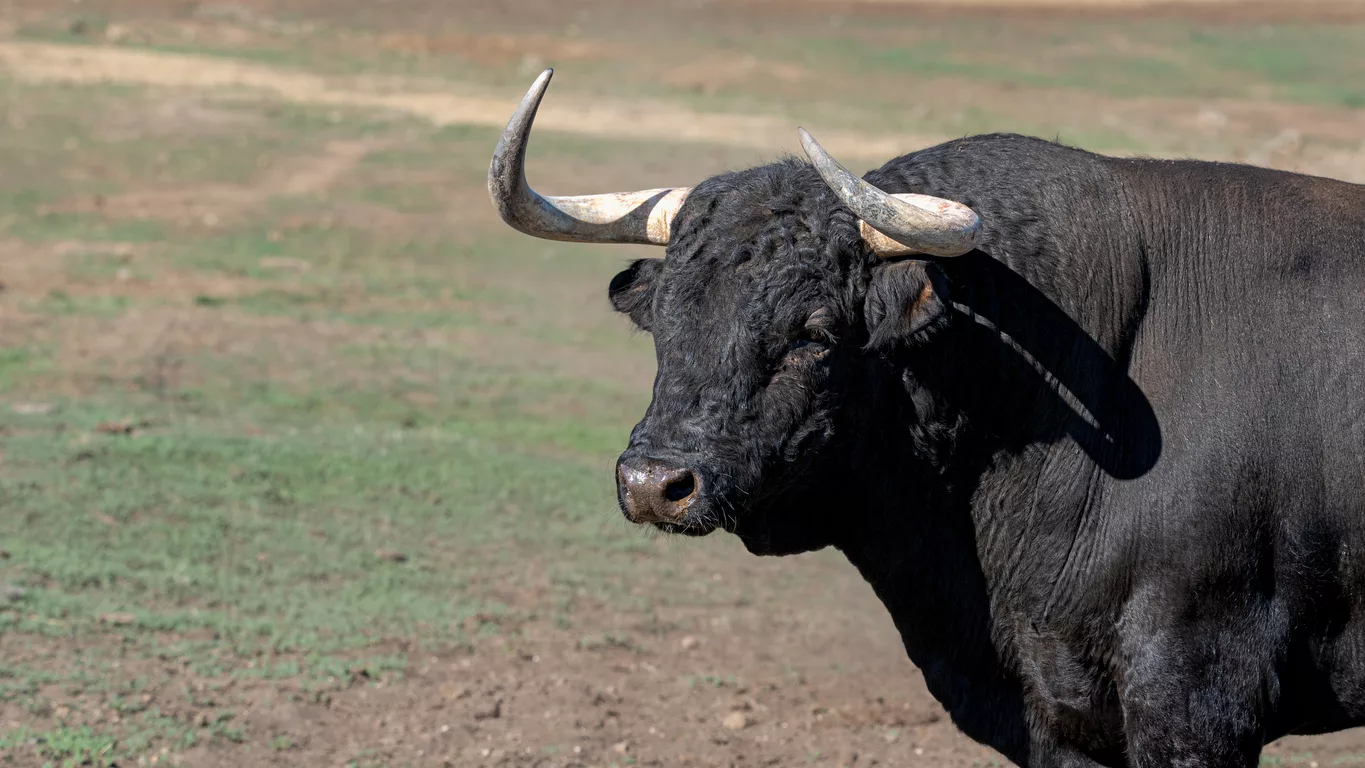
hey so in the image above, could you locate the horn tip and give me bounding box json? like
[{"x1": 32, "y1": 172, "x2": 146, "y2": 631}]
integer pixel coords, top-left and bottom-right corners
[{"x1": 797, "y1": 128, "x2": 835, "y2": 172}]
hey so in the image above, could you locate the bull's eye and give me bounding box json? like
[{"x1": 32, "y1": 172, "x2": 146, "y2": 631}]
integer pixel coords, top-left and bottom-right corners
[
  {"x1": 781, "y1": 309, "x2": 834, "y2": 365},
  {"x1": 784, "y1": 331, "x2": 830, "y2": 363}
]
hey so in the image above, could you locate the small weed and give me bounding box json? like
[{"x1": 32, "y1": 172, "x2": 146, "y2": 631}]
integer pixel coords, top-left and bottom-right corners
[{"x1": 271, "y1": 734, "x2": 295, "y2": 751}]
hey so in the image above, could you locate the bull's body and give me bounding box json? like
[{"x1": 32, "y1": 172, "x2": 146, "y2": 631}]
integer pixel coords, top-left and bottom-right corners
[
  {"x1": 834, "y1": 135, "x2": 1365, "y2": 765},
  {"x1": 489, "y1": 76, "x2": 1365, "y2": 764}
]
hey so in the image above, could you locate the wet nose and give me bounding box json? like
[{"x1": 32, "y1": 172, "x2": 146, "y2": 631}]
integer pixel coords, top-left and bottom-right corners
[{"x1": 616, "y1": 459, "x2": 699, "y2": 524}]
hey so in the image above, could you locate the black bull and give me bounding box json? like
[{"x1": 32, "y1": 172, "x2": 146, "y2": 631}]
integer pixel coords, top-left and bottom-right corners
[{"x1": 493, "y1": 114, "x2": 1365, "y2": 765}]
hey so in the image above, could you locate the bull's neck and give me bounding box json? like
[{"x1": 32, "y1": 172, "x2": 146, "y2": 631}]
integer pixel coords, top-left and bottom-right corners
[
  {"x1": 834, "y1": 190, "x2": 1157, "y2": 601},
  {"x1": 834, "y1": 372, "x2": 1031, "y2": 760},
  {"x1": 828, "y1": 185, "x2": 1156, "y2": 756}
]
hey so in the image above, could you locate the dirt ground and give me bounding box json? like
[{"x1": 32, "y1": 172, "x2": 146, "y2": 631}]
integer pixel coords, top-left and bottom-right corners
[
  {"x1": 181, "y1": 550, "x2": 991, "y2": 768},
  {"x1": 3, "y1": 1, "x2": 1365, "y2": 766}
]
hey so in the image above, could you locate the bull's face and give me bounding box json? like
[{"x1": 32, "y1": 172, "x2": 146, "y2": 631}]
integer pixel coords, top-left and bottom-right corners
[
  {"x1": 608, "y1": 164, "x2": 866, "y2": 544},
  {"x1": 606, "y1": 165, "x2": 962, "y2": 553},
  {"x1": 488, "y1": 70, "x2": 981, "y2": 553}
]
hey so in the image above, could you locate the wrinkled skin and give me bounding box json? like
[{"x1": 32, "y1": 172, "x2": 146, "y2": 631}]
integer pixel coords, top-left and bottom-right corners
[{"x1": 604, "y1": 134, "x2": 1365, "y2": 767}]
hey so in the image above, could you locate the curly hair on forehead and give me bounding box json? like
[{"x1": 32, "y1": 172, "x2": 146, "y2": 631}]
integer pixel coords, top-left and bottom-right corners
[{"x1": 665, "y1": 158, "x2": 870, "y2": 273}]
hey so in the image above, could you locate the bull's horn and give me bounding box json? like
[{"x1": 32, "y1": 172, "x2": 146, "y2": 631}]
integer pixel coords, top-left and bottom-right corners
[
  {"x1": 488, "y1": 68, "x2": 690, "y2": 245},
  {"x1": 798, "y1": 128, "x2": 981, "y2": 258}
]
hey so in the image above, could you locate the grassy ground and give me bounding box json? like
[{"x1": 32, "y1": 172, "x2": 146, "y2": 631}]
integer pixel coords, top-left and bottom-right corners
[{"x1": 1, "y1": 1, "x2": 1365, "y2": 766}]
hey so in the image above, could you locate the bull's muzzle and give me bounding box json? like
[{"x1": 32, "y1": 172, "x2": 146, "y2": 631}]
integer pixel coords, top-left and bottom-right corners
[{"x1": 616, "y1": 458, "x2": 699, "y2": 525}]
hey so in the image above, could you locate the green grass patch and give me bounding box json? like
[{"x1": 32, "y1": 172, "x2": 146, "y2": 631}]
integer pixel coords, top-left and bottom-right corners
[
  {"x1": 0, "y1": 725, "x2": 120, "y2": 768},
  {"x1": 0, "y1": 715, "x2": 195, "y2": 767}
]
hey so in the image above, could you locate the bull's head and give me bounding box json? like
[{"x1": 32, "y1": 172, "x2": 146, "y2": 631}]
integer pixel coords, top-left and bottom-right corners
[{"x1": 488, "y1": 70, "x2": 984, "y2": 554}]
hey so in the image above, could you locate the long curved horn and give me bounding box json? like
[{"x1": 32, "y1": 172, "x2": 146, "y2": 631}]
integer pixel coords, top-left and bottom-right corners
[
  {"x1": 488, "y1": 69, "x2": 690, "y2": 245},
  {"x1": 798, "y1": 128, "x2": 981, "y2": 258}
]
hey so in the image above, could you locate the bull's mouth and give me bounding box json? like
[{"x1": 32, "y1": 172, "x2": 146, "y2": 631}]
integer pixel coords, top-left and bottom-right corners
[{"x1": 652, "y1": 519, "x2": 719, "y2": 537}]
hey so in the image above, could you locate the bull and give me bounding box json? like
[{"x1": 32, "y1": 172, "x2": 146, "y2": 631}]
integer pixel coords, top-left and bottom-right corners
[{"x1": 487, "y1": 69, "x2": 1365, "y2": 767}]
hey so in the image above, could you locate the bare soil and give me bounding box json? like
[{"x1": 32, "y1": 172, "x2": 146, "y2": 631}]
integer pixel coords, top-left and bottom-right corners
[{"x1": 190, "y1": 552, "x2": 992, "y2": 767}]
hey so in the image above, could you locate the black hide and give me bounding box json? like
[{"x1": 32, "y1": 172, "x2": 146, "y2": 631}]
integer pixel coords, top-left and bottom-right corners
[{"x1": 607, "y1": 134, "x2": 1365, "y2": 767}]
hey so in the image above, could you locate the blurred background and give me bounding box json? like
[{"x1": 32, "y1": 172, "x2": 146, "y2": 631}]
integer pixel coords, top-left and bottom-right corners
[{"x1": 0, "y1": 0, "x2": 1362, "y2": 765}]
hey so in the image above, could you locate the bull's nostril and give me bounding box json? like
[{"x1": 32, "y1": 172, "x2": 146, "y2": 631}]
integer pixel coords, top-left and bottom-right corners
[{"x1": 663, "y1": 472, "x2": 696, "y2": 502}]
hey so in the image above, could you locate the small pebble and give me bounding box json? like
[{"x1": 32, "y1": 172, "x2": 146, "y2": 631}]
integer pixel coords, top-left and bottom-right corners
[{"x1": 722, "y1": 711, "x2": 747, "y2": 730}]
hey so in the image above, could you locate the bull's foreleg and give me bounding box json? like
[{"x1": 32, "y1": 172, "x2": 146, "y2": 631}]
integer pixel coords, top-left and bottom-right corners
[{"x1": 1117, "y1": 606, "x2": 1275, "y2": 768}]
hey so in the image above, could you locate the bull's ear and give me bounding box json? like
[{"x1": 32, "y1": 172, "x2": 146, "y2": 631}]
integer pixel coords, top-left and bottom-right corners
[
  {"x1": 608, "y1": 258, "x2": 663, "y2": 330},
  {"x1": 865, "y1": 260, "x2": 952, "y2": 352}
]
